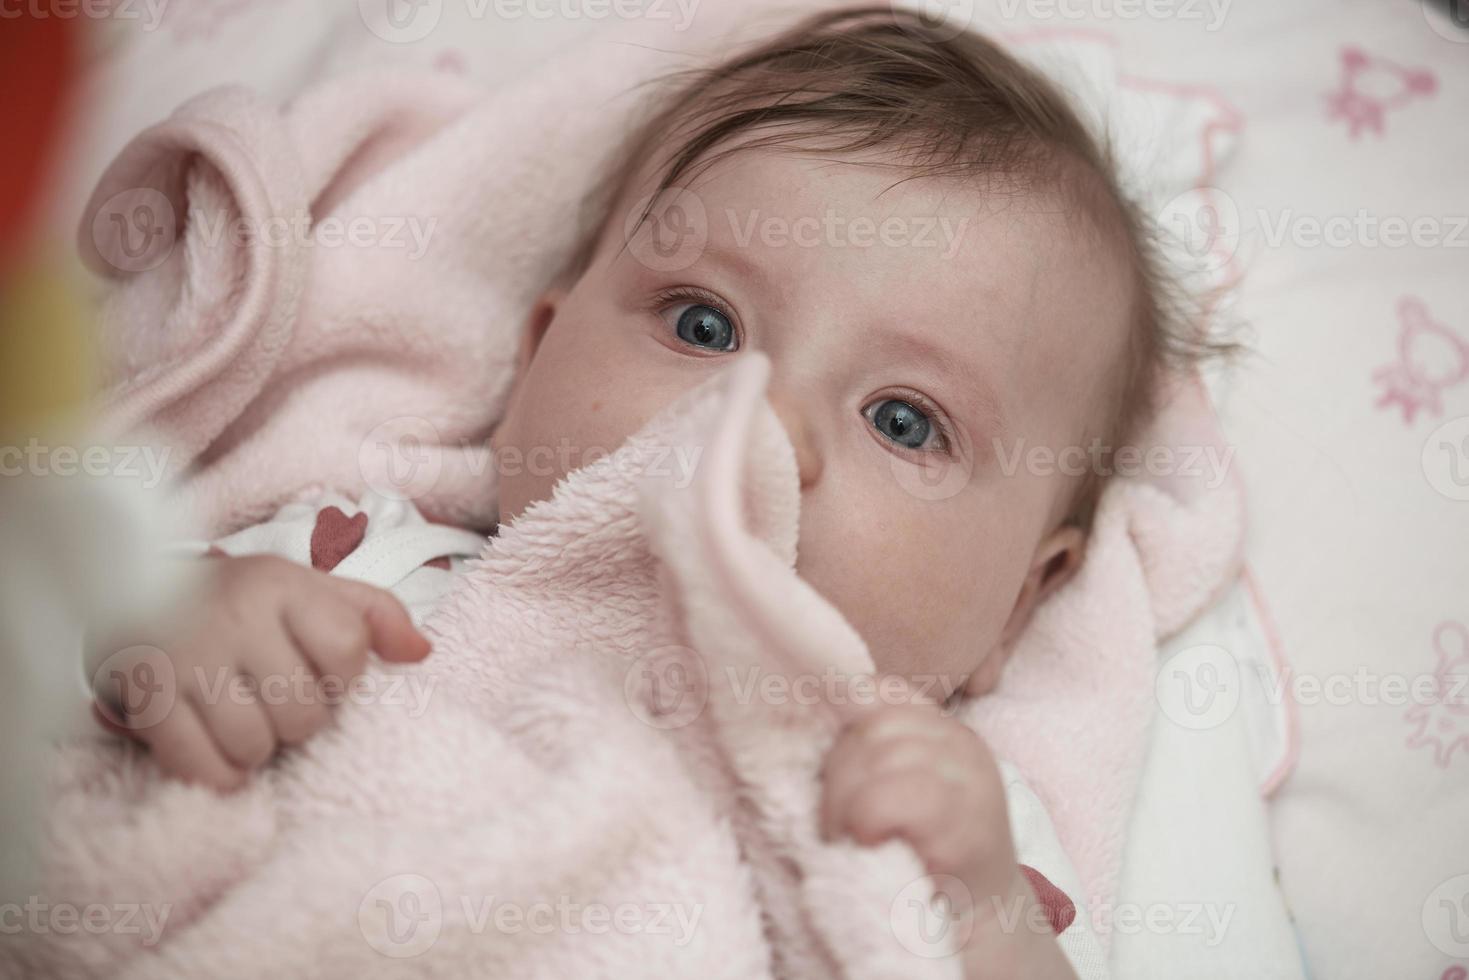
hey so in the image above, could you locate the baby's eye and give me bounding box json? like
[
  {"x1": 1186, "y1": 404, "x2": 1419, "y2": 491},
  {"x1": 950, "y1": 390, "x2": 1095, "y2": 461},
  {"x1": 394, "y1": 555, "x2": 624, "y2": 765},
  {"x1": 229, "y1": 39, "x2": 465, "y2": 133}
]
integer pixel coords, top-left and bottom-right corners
[
  {"x1": 866, "y1": 398, "x2": 937, "y2": 451},
  {"x1": 673, "y1": 303, "x2": 737, "y2": 352}
]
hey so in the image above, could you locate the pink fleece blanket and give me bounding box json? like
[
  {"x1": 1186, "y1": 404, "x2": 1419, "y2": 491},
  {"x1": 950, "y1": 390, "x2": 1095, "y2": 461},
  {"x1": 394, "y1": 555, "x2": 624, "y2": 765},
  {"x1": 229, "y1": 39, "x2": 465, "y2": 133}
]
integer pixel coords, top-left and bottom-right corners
[
  {"x1": 11, "y1": 352, "x2": 1235, "y2": 978},
  {"x1": 44, "y1": 7, "x2": 1245, "y2": 974},
  {"x1": 8, "y1": 356, "x2": 951, "y2": 977}
]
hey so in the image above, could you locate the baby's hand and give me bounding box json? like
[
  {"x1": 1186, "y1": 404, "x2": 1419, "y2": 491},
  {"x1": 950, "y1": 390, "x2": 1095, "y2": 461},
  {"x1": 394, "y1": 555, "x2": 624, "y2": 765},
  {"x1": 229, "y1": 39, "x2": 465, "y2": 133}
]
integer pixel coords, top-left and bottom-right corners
[
  {"x1": 90, "y1": 555, "x2": 430, "y2": 791},
  {"x1": 820, "y1": 703, "x2": 1076, "y2": 979},
  {"x1": 820, "y1": 703, "x2": 1017, "y2": 898}
]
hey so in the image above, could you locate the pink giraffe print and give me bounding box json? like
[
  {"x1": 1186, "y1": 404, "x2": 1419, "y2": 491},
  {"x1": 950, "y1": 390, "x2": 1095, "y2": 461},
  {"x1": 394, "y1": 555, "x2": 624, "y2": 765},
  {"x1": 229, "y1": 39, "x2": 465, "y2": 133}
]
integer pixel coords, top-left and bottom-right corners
[
  {"x1": 1404, "y1": 622, "x2": 1469, "y2": 768},
  {"x1": 1325, "y1": 46, "x2": 1437, "y2": 138},
  {"x1": 1373, "y1": 298, "x2": 1469, "y2": 424}
]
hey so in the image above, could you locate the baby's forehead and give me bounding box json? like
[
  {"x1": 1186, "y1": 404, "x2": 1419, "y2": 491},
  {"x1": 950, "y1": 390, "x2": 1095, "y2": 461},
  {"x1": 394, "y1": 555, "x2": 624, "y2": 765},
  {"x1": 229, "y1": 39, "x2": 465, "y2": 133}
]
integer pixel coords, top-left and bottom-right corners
[{"x1": 653, "y1": 147, "x2": 1132, "y2": 370}]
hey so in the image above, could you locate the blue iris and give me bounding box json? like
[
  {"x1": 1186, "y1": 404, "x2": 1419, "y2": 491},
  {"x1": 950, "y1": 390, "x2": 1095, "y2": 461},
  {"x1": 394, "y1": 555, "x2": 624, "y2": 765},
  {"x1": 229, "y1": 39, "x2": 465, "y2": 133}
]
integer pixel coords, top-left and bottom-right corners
[
  {"x1": 675, "y1": 304, "x2": 736, "y2": 351},
  {"x1": 870, "y1": 399, "x2": 931, "y2": 449}
]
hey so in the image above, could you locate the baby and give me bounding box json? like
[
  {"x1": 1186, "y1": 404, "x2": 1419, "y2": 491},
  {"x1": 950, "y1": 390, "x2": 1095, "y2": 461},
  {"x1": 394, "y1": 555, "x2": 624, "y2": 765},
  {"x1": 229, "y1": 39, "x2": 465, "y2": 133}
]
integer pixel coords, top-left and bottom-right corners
[{"x1": 89, "y1": 8, "x2": 1203, "y2": 977}]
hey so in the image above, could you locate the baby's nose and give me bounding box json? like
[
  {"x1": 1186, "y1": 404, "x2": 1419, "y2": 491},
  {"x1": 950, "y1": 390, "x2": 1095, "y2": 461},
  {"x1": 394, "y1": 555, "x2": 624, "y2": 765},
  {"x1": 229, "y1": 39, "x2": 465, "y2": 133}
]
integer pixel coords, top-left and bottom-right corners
[{"x1": 767, "y1": 390, "x2": 824, "y2": 491}]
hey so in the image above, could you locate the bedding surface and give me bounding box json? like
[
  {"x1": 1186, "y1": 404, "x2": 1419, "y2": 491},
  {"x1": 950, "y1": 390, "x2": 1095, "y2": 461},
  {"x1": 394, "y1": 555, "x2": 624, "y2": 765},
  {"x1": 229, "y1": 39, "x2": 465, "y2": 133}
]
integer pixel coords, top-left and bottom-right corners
[{"x1": 33, "y1": 2, "x2": 1468, "y2": 977}]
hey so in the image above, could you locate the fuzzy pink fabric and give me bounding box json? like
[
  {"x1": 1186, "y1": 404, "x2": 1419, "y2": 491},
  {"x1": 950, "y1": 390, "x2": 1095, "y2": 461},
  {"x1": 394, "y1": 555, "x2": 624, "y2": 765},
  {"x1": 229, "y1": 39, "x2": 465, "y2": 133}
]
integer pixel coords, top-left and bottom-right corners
[
  {"x1": 13, "y1": 357, "x2": 968, "y2": 978},
  {"x1": 11, "y1": 355, "x2": 1239, "y2": 977},
  {"x1": 62, "y1": 8, "x2": 1246, "y2": 971},
  {"x1": 78, "y1": 4, "x2": 818, "y2": 535}
]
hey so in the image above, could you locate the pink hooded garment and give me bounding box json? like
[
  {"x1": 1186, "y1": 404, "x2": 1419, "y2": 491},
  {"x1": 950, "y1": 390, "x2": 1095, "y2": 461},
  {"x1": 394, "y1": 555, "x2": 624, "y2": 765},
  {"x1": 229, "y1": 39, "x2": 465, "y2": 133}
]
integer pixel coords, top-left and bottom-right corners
[{"x1": 15, "y1": 7, "x2": 1246, "y2": 977}]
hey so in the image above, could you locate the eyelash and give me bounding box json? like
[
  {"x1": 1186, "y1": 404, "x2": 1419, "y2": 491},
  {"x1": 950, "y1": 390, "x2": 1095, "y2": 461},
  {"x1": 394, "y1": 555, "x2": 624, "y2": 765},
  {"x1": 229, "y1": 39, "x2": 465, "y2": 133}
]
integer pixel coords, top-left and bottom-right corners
[
  {"x1": 649, "y1": 286, "x2": 955, "y2": 457},
  {"x1": 650, "y1": 286, "x2": 741, "y2": 351},
  {"x1": 869, "y1": 387, "x2": 955, "y2": 456}
]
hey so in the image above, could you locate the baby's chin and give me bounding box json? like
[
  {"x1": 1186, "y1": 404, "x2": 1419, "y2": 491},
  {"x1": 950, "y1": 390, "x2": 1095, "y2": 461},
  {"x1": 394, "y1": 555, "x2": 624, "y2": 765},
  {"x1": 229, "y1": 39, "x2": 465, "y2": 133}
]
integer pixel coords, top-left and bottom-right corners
[{"x1": 861, "y1": 647, "x2": 974, "y2": 708}]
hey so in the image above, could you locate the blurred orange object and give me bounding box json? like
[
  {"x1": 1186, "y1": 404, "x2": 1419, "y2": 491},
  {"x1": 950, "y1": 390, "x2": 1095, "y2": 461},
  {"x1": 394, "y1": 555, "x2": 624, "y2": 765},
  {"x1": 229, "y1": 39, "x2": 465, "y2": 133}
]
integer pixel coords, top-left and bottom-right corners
[{"x1": 0, "y1": 12, "x2": 76, "y2": 278}]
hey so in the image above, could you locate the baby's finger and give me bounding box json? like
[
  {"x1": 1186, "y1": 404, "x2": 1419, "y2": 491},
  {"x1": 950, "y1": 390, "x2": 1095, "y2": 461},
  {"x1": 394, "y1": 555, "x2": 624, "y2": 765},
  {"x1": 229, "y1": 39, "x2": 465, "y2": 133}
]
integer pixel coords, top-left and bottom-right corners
[
  {"x1": 191, "y1": 680, "x2": 276, "y2": 769},
  {"x1": 821, "y1": 733, "x2": 933, "y2": 840},
  {"x1": 849, "y1": 702, "x2": 949, "y2": 744},
  {"x1": 321, "y1": 576, "x2": 430, "y2": 663},
  {"x1": 819, "y1": 733, "x2": 868, "y2": 841},
  {"x1": 140, "y1": 700, "x2": 247, "y2": 792},
  {"x1": 284, "y1": 588, "x2": 372, "y2": 683},
  {"x1": 247, "y1": 629, "x2": 334, "y2": 745},
  {"x1": 867, "y1": 734, "x2": 957, "y2": 779},
  {"x1": 837, "y1": 769, "x2": 954, "y2": 850}
]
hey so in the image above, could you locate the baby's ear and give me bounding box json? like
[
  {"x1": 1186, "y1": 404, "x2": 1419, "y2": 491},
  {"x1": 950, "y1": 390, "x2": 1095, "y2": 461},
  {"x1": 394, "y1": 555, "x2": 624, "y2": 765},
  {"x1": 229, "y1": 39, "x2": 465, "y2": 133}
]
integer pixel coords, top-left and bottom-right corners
[
  {"x1": 515, "y1": 288, "x2": 565, "y2": 374},
  {"x1": 965, "y1": 524, "x2": 1086, "y2": 696}
]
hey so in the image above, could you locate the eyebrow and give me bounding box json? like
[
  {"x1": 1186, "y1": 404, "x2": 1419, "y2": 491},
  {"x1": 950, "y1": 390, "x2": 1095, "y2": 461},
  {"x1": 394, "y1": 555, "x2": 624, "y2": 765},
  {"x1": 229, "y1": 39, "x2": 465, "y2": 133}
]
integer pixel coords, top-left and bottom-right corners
[
  {"x1": 872, "y1": 326, "x2": 1010, "y2": 455},
  {"x1": 692, "y1": 244, "x2": 1009, "y2": 452},
  {"x1": 695, "y1": 241, "x2": 773, "y2": 292}
]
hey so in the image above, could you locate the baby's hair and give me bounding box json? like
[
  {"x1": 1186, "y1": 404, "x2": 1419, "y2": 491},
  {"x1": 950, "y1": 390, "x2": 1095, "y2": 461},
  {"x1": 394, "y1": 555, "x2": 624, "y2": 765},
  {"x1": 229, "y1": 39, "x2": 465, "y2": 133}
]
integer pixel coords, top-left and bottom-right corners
[{"x1": 567, "y1": 6, "x2": 1233, "y2": 528}]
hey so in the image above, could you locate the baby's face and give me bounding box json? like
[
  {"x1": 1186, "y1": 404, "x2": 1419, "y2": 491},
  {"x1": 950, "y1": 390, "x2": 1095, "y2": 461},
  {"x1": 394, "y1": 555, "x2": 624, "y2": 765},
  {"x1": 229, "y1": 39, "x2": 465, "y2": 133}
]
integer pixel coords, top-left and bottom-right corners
[{"x1": 493, "y1": 149, "x2": 1132, "y2": 695}]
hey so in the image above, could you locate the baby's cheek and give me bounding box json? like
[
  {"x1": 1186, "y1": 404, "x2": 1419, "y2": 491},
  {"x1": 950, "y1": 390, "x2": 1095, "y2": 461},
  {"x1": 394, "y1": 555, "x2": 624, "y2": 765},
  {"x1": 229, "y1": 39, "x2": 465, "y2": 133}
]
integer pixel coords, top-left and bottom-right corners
[
  {"x1": 494, "y1": 354, "x2": 616, "y2": 521},
  {"x1": 796, "y1": 488, "x2": 1009, "y2": 686},
  {"x1": 494, "y1": 323, "x2": 709, "y2": 522}
]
